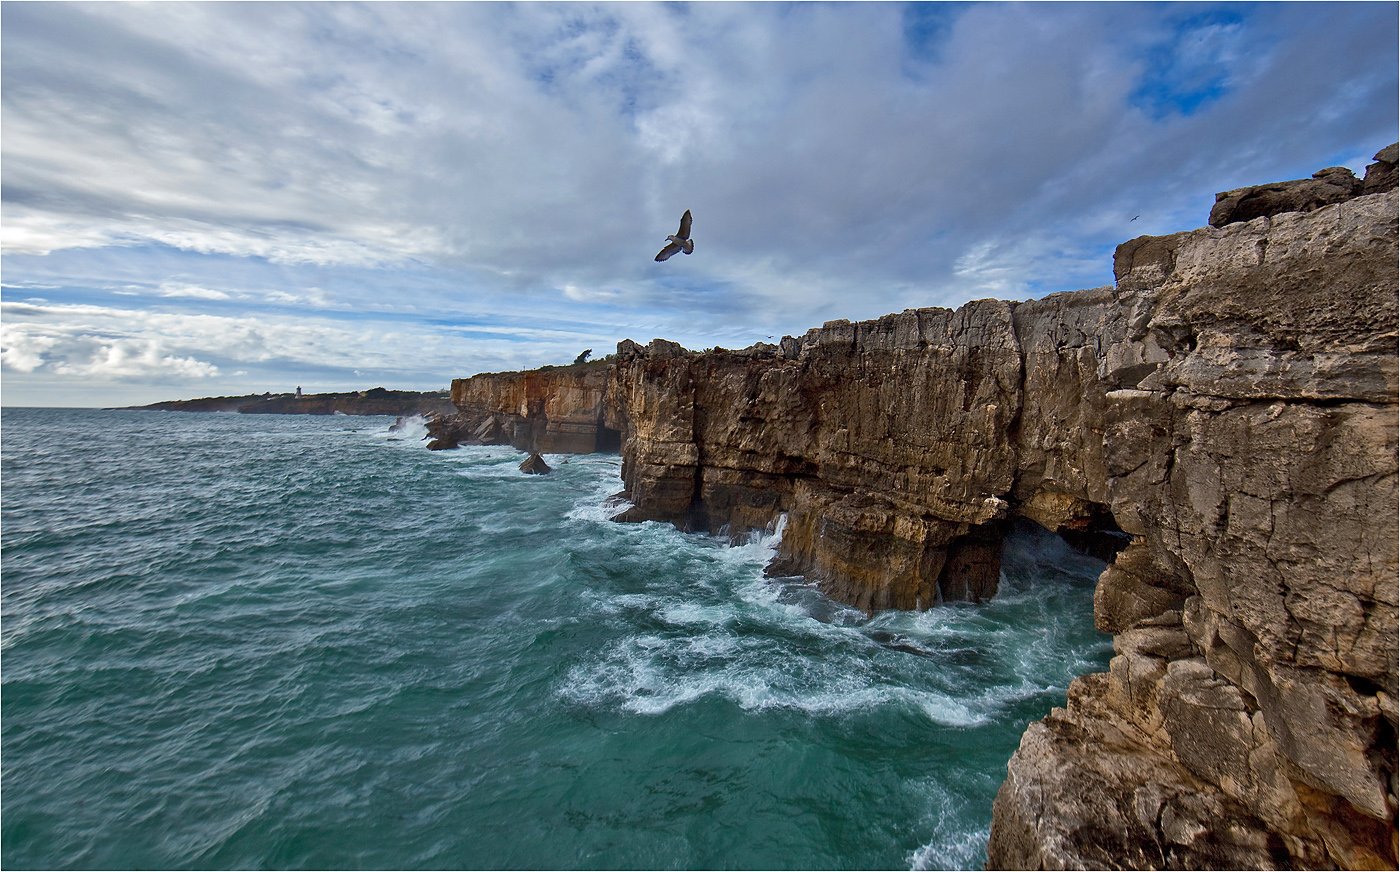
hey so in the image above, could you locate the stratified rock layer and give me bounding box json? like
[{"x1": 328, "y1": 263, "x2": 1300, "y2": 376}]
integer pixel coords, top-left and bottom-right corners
[
  {"x1": 438, "y1": 168, "x2": 1397, "y2": 867},
  {"x1": 426, "y1": 361, "x2": 621, "y2": 453},
  {"x1": 986, "y1": 188, "x2": 1398, "y2": 870},
  {"x1": 610, "y1": 312, "x2": 1023, "y2": 610}
]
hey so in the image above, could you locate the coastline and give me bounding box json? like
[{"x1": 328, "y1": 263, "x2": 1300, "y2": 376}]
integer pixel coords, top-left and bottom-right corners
[
  {"x1": 118, "y1": 387, "x2": 454, "y2": 418},
  {"x1": 427, "y1": 152, "x2": 1399, "y2": 867}
]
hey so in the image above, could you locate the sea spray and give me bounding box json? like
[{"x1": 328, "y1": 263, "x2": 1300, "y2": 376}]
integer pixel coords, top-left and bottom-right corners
[{"x1": 2, "y1": 409, "x2": 1112, "y2": 870}]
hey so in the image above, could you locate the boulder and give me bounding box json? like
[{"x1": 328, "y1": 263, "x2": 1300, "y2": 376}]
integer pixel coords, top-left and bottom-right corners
[
  {"x1": 519, "y1": 452, "x2": 552, "y2": 475},
  {"x1": 1363, "y1": 142, "x2": 1399, "y2": 194},
  {"x1": 1208, "y1": 166, "x2": 1363, "y2": 227}
]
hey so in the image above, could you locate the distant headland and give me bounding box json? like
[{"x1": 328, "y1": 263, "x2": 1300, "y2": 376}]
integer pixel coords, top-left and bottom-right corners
[{"x1": 120, "y1": 387, "x2": 454, "y2": 418}]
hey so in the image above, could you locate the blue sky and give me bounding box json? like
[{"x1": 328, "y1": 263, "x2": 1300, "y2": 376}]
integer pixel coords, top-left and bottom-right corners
[{"x1": 2, "y1": 1, "x2": 1396, "y2": 407}]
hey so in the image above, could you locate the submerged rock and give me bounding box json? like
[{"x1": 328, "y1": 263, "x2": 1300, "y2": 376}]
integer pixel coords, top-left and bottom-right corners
[{"x1": 518, "y1": 452, "x2": 552, "y2": 475}]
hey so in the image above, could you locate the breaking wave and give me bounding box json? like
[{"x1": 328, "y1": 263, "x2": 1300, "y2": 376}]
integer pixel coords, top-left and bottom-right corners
[{"x1": 3, "y1": 410, "x2": 1111, "y2": 871}]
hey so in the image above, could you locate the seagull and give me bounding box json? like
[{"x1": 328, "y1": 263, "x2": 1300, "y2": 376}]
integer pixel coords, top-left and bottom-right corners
[{"x1": 655, "y1": 210, "x2": 694, "y2": 262}]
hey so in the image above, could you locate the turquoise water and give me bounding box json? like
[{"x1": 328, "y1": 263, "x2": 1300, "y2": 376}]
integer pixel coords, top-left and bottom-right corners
[{"x1": 1, "y1": 408, "x2": 1112, "y2": 870}]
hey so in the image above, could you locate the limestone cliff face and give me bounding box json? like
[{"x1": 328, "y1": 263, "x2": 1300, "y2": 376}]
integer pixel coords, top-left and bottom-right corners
[
  {"x1": 426, "y1": 361, "x2": 621, "y2": 453},
  {"x1": 610, "y1": 309, "x2": 1025, "y2": 609},
  {"x1": 437, "y1": 166, "x2": 1397, "y2": 866},
  {"x1": 985, "y1": 189, "x2": 1398, "y2": 869}
]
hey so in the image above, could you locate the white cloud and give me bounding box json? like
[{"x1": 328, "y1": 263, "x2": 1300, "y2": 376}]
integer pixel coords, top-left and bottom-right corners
[
  {"x1": 264, "y1": 287, "x2": 331, "y2": 307},
  {"x1": 0, "y1": 2, "x2": 1394, "y2": 405},
  {"x1": 0, "y1": 325, "x2": 56, "y2": 373},
  {"x1": 51, "y1": 339, "x2": 219, "y2": 379},
  {"x1": 158, "y1": 282, "x2": 230, "y2": 301},
  {"x1": 0, "y1": 299, "x2": 609, "y2": 397},
  {"x1": 562, "y1": 284, "x2": 620, "y2": 303}
]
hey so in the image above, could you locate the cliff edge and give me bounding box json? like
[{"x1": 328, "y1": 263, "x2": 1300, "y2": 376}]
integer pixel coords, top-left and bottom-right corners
[{"x1": 433, "y1": 148, "x2": 1398, "y2": 867}]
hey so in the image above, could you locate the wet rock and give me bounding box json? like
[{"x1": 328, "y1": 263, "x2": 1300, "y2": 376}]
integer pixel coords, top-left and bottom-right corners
[
  {"x1": 518, "y1": 452, "x2": 552, "y2": 475},
  {"x1": 424, "y1": 412, "x2": 464, "y2": 450}
]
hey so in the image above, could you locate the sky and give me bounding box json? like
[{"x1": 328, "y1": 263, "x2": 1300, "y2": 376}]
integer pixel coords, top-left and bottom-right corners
[{"x1": 2, "y1": 2, "x2": 1396, "y2": 407}]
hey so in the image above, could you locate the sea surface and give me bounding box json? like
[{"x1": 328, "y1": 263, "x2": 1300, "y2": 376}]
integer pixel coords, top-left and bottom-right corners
[{"x1": 1, "y1": 408, "x2": 1112, "y2": 870}]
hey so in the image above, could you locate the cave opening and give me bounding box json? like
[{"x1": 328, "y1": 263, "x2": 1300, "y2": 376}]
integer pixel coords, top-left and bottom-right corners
[
  {"x1": 1050, "y1": 503, "x2": 1131, "y2": 564},
  {"x1": 595, "y1": 425, "x2": 622, "y2": 453},
  {"x1": 943, "y1": 502, "x2": 1130, "y2": 609}
]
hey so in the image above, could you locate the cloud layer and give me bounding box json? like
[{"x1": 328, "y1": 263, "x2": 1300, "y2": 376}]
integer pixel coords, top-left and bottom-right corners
[{"x1": 3, "y1": 2, "x2": 1396, "y2": 406}]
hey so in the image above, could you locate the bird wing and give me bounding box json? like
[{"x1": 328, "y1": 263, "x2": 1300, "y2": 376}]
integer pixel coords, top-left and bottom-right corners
[
  {"x1": 655, "y1": 241, "x2": 683, "y2": 262},
  {"x1": 682, "y1": 239, "x2": 694, "y2": 255},
  {"x1": 677, "y1": 209, "x2": 692, "y2": 240}
]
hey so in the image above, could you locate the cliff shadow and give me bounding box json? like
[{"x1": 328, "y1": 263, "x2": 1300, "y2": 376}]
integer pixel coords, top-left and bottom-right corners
[{"x1": 595, "y1": 424, "x2": 622, "y2": 453}]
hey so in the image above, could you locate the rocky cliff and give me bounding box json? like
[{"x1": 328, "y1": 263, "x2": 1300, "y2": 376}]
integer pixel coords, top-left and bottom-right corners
[
  {"x1": 434, "y1": 149, "x2": 1398, "y2": 867},
  {"x1": 427, "y1": 360, "x2": 622, "y2": 452},
  {"x1": 986, "y1": 178, "x2": 1397, "y2": 870}
]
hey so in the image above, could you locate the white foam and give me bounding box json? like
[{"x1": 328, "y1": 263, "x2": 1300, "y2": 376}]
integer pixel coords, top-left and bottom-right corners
[
  {"x1": 684, "y1": 634, "x2": 739, "y2": 658},
  {"x1": 721, "y1": 512, "x2": 787, "y2": 563},
  {"x1": 912, "y1": 691, "x2": 987, "y2": 727},
  {"x1": 383, "y1": 414, "x2": 430, "y2": 445},
  {"x1": 558, "y1": 624, "x2": 995, "y2": 725},
  {"x1": 905, "y1": 779, "x2": 990, "y2": 870},
  {"x1": 608, "y1": 593, "x2": 661, "y2": 611},
  {"x1": 554, "y1": 489, "x2": 1107, "y2": 730},
  {"x1": 564, "y1": 459, "x2": 630, "y2": 525},
  {"x1": 658, "y1": 601, "x2": 735, "y2": 628},
  {"x1": 908, "y1": 823, "x2": 989, "y2": 871}
]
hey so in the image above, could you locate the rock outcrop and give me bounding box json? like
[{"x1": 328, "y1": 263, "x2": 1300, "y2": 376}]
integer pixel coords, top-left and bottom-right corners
[
  {"x1": 1209, "y1": 166, "x2": 1363, "y2": 227},
  {"x1": 425, "y1": 360, "x2": 621, "y2": 452},
  {"x1": 1209, "y1": 144, "x2": 1398, "y2": 228},
  {"x1": 610, "y1": 316, "x2": 1023, "y2": 610},
  {"x1": 437, "y1": 152, "x2": 1398, "y2": 867},
  {"x1": 986, "y1": 185, "x2": 1397, "y2": 870},
  {"x1": 518, "y1": 452, "x2": 552, "y2": 475},
  {"x1": 1364, "y1": 143, "x2": 1399, "y2": 195}
]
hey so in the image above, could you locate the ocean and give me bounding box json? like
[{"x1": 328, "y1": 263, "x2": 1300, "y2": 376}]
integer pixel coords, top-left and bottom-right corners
[{"x1": 1, "y1": 408, "x2": 1112, "y2": 870}]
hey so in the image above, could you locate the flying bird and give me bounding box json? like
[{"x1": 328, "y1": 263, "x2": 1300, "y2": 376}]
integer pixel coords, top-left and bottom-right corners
[{"x1": 655, "y1": 210, "x2": 695, "y2": 262}]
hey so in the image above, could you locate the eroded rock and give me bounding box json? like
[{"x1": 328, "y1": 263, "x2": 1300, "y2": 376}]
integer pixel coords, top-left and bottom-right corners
[
  {"x1": 990, "y1": 187, "x2": 1398, "y2": 869},
  {"x1": 1363, "y1": 142, "x2": 1399, "y2": 194},
  {"x1": 438, "y1": 158, "x2": 1399, "y2": 866},
  {"x1": 1209, "y1": 166, "x2": 1363, "y2": 227}
]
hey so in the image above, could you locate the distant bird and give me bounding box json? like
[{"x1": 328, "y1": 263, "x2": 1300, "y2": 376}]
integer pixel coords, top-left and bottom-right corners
[
  {"x1": 655, "y1": 210, "x2": 694, "y2": 262},
  {"x1": 1130, "y1": 215, "x2": 1140, "y2": 222}
]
